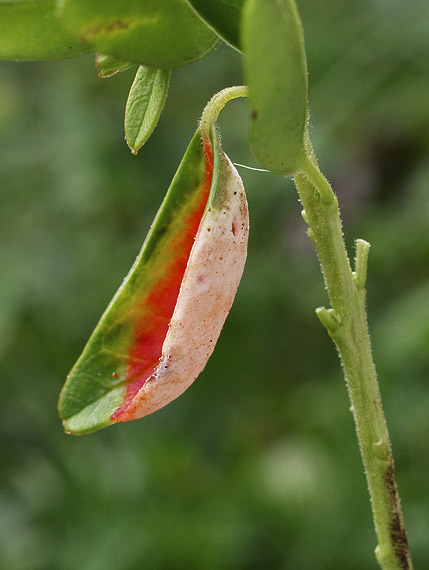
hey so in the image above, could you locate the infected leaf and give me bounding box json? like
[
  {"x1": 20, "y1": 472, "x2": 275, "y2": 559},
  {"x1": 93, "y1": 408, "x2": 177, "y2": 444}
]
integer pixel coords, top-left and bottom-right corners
[{"x1": 59, "y1": 123, "x2": 249, "y2": 434}]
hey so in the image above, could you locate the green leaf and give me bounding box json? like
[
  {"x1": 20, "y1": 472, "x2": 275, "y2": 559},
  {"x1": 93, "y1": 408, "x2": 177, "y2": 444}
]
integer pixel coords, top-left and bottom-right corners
[
  {"x1": 242, "y1": 0, "x2": 308, "y2": 175},
  {"x1": 0, "y1": 0, "x2": 90, "y2": 60},
  {"x1": 58, "y1": 124, "x2": 249, "y2": 434},
  {"x1": 125, "y1": 66, "x2": 171, "y2": 154},
  {"x1": 95, "y1": 53, "x2": 135, "y2": 78},
  {"x1": 57, "y1": 0, "x2": 219, "y2": 68},
  {"x1": 186, "y1": 0, "x2": 245, "y2": 50}
]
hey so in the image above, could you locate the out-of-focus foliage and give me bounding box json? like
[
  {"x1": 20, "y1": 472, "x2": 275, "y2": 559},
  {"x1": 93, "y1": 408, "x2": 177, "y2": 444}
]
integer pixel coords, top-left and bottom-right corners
[{"x1": 0, "y1": 0, "x2": 428, "y2": 568}]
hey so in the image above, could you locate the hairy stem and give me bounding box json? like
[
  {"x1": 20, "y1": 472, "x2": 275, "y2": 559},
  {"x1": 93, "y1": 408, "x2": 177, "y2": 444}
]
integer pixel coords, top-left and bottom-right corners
[
  {"x1": 200, "y1": 85, "x2": 248, "y2": 138},
  {"x1": 293, "y1": 147, "x2": 413, "y2": 570}
]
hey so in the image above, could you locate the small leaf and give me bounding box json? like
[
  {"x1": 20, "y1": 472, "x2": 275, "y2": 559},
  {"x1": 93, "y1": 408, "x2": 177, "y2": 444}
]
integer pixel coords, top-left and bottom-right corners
[
  {"x1": 186, "y1": 0, "x2": 246, "y2": 50},
  {"x1": 125, "y1": 66, "x2": 171, "y2": 154},
  {"x1": 59, "y1": 123, "x2": 249, "y2": 434},
  {"x1": 0, "y1": 0, "x2": 90, "y2": 61},
  {"x1": 58, "y1": 0, "x2": 219, "y2": 68},
  {"x1": 95, "y1": 53, "x2": 134, "y2": 78},
  {"x1": 242, "y1": 0, "x2": 308, "y2": 175}
]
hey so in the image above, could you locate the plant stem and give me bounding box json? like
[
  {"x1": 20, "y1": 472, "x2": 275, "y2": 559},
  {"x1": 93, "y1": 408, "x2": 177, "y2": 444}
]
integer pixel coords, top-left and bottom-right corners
[
  {"x1": 200, "y1": 86, "x2": 248, "y2": 138},
  {"x1": 293, "y1": 146, "x2": 413, "y2": 570}
]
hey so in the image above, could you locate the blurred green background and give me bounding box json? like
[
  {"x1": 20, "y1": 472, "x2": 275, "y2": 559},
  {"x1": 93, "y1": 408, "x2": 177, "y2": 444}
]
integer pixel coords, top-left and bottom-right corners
[{"x1": 1, "y1": 1, "x2": 428, "y2": 568}]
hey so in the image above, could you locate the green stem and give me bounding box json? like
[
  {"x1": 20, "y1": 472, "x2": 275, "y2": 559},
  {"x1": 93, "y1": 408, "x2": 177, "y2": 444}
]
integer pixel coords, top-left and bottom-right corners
[
  {"x1": 200, "y1": 85, "x2": 248, "y2": 138},
  {"x1": 294, "y1": 147, "x2": 413, "y2": 570}
]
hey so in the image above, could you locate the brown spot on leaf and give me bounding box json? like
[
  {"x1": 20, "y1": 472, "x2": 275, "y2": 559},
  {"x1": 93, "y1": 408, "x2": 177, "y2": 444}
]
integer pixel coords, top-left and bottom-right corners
[{"x1": 83, "y1": 20, "x2": 130, "y2": 41}]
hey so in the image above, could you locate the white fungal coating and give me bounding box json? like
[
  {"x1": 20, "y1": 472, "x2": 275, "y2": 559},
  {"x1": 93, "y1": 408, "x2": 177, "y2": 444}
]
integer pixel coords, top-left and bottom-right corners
[{"x1": 122, "y1": 153, "x2": 249, "y2": 420}]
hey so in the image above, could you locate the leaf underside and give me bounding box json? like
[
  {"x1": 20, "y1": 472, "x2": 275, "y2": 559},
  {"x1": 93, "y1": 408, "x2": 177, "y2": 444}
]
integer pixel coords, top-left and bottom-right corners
[{"x1": 243, "y1": 0, "x2": 308, "y2": 175}]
